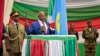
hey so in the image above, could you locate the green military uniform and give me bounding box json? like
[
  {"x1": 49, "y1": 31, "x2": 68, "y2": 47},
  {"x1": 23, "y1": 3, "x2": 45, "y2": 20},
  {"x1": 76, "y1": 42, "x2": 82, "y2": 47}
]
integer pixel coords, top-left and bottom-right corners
[
  {"x1": 5, "y1": 22, "x2": 26, "y2": 56},
  {"x1": 82, "y1": 27, "x2": 99, "y2": 56}
]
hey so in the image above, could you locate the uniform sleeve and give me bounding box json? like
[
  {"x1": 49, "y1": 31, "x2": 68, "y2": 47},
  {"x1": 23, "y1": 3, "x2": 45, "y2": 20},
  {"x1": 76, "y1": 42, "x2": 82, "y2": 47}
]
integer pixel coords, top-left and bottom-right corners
[
  {"x1": 24, "y1": 28, "x2": 27, "y2": 39},
  {"x1": 76, "y1": 32, "x2": 79, "y2": 40},
  {"x1": 2, "y1": 24, "x2": 7, "y2": 40},
  {"x1": 82, "y1": 29, "x2": 86, "y2": 39},
  {"x1": 95, "y1": 29, "x2": 99, "y2": 38},
  {"x1": 93, "y1": 28, "x2": 99, "y2": 38},
  {"x1": 5, "y1": 25, "x2": 10, "y2": 50},
  {"x1": 96, "y1": 32, "x2": 99, "y2": 38},
  {"x1": 3, "y1": 24, "x2": 7, "y2": 33}
]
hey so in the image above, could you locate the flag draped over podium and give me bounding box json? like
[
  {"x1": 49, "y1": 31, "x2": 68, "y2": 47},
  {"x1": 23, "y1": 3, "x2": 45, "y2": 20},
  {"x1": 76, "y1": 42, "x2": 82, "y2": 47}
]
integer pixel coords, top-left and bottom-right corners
[
  {"x1": 24, "y1": 35, "x2": 76, "y2": 56},
  {"x1": 48, "y1": 40, "x2": 65, "y2": 56},
  {"x1": 48, "y1": 0, "x2": 68, "y2": 35},
  {"x1": 22, "y1": 39, "x2": 27, "y2": 56},
  {"x1": 30, "y1": 39, "x2": 45, "y2": 56}
]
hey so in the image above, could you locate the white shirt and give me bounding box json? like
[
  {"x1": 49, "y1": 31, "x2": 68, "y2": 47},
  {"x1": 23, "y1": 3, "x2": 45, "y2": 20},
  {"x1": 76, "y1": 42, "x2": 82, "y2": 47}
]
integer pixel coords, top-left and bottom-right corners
[
  {"x1": 38, "y1": 19, "x2": 48, "y2": 33},
  {"x1": 13, "y1": 21, "x2": 18, "y2": 25},
  {"x1": 13, "y1": 21, "x2": 18, "y2": 29}
]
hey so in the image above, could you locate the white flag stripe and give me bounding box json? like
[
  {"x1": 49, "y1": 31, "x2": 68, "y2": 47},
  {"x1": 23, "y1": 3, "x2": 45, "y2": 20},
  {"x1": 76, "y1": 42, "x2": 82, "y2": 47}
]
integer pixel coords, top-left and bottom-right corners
[
  {"x1": 47, "y1": 16, "x2": 54, "y2": 24},
  {"x1": 15, "y1": 0, "x2": 100, "y2": 8},
  {"x1": 22, "y1": 39, "x2": 27, "y2": 56},
  {"x1": 48, "y1": 40, "x2": 64, "y2": 56}
]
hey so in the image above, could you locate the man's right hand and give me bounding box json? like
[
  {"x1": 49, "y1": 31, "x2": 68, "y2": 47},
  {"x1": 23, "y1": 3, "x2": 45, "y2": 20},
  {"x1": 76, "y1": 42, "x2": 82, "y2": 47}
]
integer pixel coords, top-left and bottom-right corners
[
  {"x1": 41, "y1": 26, "x2": 46, "y2": 32},
  {"x1": 7, "y1": 49, "x2": 11, "y2": 52}
]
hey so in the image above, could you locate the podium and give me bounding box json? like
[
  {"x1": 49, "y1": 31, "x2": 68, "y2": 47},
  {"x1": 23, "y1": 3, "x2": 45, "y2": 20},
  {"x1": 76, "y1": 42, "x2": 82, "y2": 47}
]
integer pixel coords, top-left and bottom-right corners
[{"x1": 22, "y1": 35, "x2": 76, "y2": 56}]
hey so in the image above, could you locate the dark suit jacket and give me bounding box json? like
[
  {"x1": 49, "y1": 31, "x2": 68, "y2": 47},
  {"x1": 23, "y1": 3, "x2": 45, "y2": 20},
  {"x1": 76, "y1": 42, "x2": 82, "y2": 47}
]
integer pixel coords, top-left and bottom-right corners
[
  {"x1": 26, "y1": 21, "x2": 55, "y2": 35},
  {"x1": 68, "y1": 30, "x2": 79, "y2": 40}
]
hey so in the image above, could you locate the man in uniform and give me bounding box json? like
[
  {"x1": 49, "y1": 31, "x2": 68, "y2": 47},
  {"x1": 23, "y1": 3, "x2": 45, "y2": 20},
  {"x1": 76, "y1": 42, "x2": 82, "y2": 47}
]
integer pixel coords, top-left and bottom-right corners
[
  {"x1": 68, "y1": 23, "x2": 79, "y2": 40},
  {"x1": 82, "y1": 20, "x2": 99, "y2": 56},
  {"x1": 68, "y1": 23, "x2": 79, "y2": 56},
  {"x1": 5, "y1": 11, "x2": 26, "y2": 56}
]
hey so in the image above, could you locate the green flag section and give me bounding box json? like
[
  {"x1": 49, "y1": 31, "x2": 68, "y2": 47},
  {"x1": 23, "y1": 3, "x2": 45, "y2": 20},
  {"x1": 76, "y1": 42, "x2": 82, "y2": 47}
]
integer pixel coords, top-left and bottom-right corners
[
  {"x1": 48, "y1": 0, "x2": 55, "y2": 17},
  {"x1": 12, "y1": 1, "x2": 100, "y2": 21},
  {"x1": 47, "y1": 0, "x2": 55, "y2": 23}
]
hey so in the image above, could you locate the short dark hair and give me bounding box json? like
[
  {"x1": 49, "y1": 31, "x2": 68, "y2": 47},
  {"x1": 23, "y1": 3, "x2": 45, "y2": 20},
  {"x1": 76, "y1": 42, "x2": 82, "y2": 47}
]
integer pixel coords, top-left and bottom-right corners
[{"x1": 87, "y1": 20, "x2": 92, "y2": 24}]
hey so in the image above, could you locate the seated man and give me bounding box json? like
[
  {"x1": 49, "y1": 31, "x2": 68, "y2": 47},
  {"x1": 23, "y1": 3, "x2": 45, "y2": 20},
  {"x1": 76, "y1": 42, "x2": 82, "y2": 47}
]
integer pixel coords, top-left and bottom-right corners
[{"x1": 25, "y1": 11, "x2": 55, "y2": 35}]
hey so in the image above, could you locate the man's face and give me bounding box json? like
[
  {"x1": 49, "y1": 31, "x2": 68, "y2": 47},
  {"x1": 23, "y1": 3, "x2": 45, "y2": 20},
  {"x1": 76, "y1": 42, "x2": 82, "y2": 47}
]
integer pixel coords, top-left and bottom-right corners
[
  {"x1": 12, "y1": 12, "x2": 19, "y2": 22},
  {"x1": 13, "y1": 15, "x2": 19, "y2": 23},
  {"x1": 38, "y1": 12, "x2": 46, "y2": 21},
  {"x1": 70, "y1": 24, "x2": 74, "y2": 30},
  {"x1": 88, "y1": 21, "x2": 92, "y2": 27}
]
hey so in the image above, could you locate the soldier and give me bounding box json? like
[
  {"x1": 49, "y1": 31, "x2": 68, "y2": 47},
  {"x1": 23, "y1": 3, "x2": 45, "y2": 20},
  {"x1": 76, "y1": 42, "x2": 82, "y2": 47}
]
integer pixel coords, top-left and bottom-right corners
[
  {"x1": 82, "y1": 20, "x2": 99, "y2": 56},
  {"x1": 68, "y1": 23, "x2": 79, "y2": 40},
  {"x1": 5, "y1": 11, "x2": 26, "y2": 56},
  {"x1": 68, "y1": 23, "x2": 79, "y2": 56}
]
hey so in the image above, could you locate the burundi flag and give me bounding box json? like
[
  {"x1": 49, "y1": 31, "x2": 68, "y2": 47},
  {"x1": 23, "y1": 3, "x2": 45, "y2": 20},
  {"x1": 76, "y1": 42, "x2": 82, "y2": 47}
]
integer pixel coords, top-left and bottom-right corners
[
  {"x1": 47, "y1": 0, "x2": 55, "y2": 23},
  {"x1": 48, "y1": 0, "x2": 68, "y2": 35},
  {"x1": 3, "y1": 0, "x2": 100, "y2": 56}
]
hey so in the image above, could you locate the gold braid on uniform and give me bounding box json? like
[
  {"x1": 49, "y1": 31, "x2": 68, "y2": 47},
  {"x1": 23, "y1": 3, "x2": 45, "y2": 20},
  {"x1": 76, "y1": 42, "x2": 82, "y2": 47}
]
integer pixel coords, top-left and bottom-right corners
[{"x1": 9, "y1": 35, "x2": 19, "y2": 41}]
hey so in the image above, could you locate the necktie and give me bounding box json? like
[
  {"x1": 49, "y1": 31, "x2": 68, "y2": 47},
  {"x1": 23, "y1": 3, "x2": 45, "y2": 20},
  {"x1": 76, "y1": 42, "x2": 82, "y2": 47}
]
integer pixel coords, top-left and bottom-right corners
[
  {"x1": 42, "y1": 22, "x2": 46, "y2": 34},
  {"x1": 16, "y1": 23, "x2": 18, "y2": 30}
]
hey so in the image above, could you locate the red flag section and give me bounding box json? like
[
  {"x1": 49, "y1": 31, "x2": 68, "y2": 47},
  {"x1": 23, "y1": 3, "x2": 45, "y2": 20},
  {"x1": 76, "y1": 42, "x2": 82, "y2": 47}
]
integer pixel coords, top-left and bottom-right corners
[
  {"x1": 0, "y1": 0, "x2": 4, "y2": 48},
  {"x1": 30, "y1": 39, "x2": 45, "y2": 56}
]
